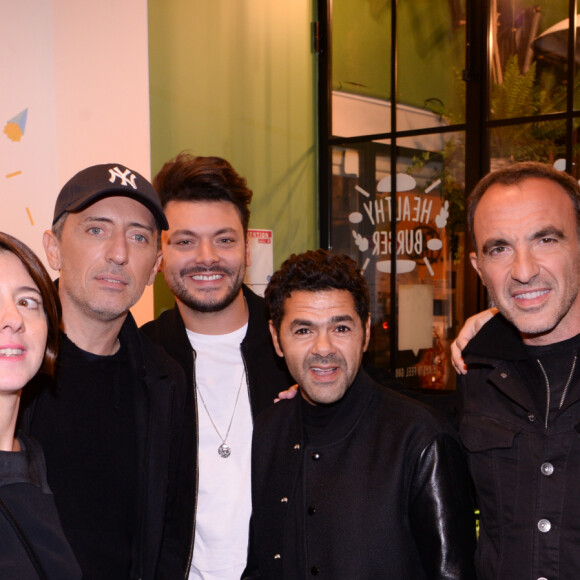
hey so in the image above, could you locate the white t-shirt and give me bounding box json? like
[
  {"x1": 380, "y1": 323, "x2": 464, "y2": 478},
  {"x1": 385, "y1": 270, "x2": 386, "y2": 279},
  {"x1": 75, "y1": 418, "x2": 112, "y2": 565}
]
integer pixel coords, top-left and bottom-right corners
[{"x1": 187, "y1": 324, "x2": 253, "y2": 580}]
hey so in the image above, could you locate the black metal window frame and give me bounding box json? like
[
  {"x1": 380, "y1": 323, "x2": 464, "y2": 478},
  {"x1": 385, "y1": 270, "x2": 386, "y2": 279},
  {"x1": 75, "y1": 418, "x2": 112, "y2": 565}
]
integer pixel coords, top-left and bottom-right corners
[{"x1": 316, "y1": 0, "x2": 580, "y2": 374}]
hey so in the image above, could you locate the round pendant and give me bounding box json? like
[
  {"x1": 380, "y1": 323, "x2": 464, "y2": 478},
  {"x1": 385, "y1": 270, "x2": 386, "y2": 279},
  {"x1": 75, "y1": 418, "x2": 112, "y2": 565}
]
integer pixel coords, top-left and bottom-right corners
[{"x1": 218, "y1": 443, "x2": 231, "y2": 458}]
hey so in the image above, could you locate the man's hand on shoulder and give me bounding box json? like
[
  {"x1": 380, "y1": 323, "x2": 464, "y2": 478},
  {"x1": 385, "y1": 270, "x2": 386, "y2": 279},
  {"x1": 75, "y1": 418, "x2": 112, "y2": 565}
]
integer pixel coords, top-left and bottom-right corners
[
  {"x1": 451, "y1": 307, "x2": 498, "y2": 374},
  {"x1": 274, "y1": 384, "x2": 299, "y2": 403}
]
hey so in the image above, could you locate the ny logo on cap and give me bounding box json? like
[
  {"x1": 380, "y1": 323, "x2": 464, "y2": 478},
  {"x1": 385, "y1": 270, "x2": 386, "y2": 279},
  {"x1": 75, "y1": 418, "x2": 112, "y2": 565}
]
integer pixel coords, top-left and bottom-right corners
[{"x1": 109, "y1": 167, "x2": 138, "y2": 190}]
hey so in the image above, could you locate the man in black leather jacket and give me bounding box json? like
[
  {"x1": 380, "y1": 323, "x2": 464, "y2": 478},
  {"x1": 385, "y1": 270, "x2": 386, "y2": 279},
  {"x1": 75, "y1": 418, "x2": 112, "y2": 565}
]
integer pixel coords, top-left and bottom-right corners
[{"x1": 244, "y1": 250, "x2": 476, "y2": 579}]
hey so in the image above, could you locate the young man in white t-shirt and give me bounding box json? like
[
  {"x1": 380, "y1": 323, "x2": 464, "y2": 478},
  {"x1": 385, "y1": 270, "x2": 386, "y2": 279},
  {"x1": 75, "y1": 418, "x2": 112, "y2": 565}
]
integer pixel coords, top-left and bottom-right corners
[{"x1": 142, "y1": 153, "x2": 293, "y2": 579}]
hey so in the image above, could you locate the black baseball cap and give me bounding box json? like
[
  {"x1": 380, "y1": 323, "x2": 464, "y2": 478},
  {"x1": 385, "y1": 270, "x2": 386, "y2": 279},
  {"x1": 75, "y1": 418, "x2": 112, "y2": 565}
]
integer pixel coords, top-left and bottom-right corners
[{"x1": 52, "y1": 163, "x2": 169, "y2": 230}]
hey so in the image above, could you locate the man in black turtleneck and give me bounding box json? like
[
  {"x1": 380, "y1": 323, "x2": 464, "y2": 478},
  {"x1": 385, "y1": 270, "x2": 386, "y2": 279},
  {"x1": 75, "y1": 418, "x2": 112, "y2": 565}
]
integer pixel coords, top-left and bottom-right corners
[
  {"x1": 243, "y1": 250, "x2": 476, "y2": 579},
  {"x1": 456, "y1": 161, "x2": 580, "y2": 579}
]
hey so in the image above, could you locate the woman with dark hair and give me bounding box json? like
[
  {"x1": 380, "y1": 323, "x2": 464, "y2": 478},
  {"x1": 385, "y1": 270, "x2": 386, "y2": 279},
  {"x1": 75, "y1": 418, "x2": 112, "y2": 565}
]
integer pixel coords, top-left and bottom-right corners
[{"x1": 0, "y1": 232, "x2": 80, "y2": 578}]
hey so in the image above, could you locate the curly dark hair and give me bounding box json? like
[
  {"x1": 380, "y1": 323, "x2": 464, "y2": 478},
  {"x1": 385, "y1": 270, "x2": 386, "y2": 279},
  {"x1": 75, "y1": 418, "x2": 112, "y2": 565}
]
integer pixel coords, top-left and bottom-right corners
[
  {"x1": 266, "y1": 249, "x2": 370, "y2": 335},
  {"x1": 0, "y1": 232, "x2": 61, "y2": 377},
  {"x1": 467, "y1": 161, "x2": 580, "y2": 249},
  {"x1": 153, "y1": 152, "x2": 253, "y2": 235}
]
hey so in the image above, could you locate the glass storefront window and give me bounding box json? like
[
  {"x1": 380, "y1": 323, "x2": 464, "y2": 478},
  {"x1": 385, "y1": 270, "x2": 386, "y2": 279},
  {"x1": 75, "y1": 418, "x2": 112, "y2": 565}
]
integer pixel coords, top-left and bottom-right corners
[
  {"x1": 320, "y1": 0, "x2": 580, "y2": 390},
  {"x1": 329, "y1": 133, "x2": 465, "y2": 389},
  {"x1": 489, "y1": 1, "x2": 570, "y2": 120},
  {"x1": 489, "y1": 119, "x2": 566, "y2": 164},
  {"x1": 397, "y1": 1, "x2": 466, "y2": 127},
  {"x1": 331, "y1": 0, "x2": 391, "y2": 137}
]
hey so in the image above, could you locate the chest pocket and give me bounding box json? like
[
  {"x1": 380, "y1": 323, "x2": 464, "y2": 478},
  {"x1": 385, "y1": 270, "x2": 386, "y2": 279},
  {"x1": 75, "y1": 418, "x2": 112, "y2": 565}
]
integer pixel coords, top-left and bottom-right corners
[
  {"x1": 459, "y1": 415, "x2": 518, "y2": 452},
  {"x1": 460, "y1": 414, "x2": 525, "y2": 532}
]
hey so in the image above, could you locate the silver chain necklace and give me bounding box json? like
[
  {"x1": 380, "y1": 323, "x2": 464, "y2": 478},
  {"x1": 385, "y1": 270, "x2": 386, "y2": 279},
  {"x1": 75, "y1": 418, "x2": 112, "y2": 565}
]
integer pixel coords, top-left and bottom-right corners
[
  {"x1": 197, "y1": 369, "x2": 245, "y2": 458},
  {"x1": 537, "y1": 354, "x2": 577, "y2": 430}
]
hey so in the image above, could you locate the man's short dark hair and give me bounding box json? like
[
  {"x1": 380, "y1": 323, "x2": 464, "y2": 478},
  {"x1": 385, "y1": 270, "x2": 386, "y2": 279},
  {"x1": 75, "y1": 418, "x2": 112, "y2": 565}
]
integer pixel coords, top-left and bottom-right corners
[
  {"x1": 467, "y1": 161, "x2": 580, "y2": 249},
  {"x1": 266, "y1": 249, "x2": 370, "y2": 334},
  {"x1": 153, "y1": 152, "x2": 253, "y2": 235}
]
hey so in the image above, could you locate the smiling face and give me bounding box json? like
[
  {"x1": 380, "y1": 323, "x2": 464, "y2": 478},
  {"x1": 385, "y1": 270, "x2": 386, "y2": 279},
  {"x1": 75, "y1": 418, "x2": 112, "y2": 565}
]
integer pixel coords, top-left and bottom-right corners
[
  {"x1": 0, "y1": 251, "x2": 48, "y2": 393},
  {"x1": 161, "y1": 200, "x2": 249, "y2": 314},
  {"x1": 43, "y1": 196, "x2": 162, "y2": 325},
  {"x1": 470, "y1": 177, "x2": 580, "y2": 345},
  {"x1": 270, "y1": 289, "x2": 370, "y2": 405}
]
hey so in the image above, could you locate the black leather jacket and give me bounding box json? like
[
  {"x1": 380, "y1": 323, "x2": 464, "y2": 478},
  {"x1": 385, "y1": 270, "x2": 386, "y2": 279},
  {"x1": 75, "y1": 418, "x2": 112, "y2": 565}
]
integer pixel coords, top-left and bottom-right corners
[{"x1": 246, "y1": 369, "x2": 476, "y2": 579}]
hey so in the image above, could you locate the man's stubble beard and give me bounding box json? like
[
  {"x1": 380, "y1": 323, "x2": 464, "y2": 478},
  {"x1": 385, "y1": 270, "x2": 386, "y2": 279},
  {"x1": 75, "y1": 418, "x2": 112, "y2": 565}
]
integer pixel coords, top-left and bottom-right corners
[
  {"x1": 484, "y1": 272, "x2": 580, "y2": 339},
  {"x1": 61, "y1": 284, "x2": 135, "y2": 323},
  {"x1": 167, "y1": 264, "x2": 246, "y2": 314}
]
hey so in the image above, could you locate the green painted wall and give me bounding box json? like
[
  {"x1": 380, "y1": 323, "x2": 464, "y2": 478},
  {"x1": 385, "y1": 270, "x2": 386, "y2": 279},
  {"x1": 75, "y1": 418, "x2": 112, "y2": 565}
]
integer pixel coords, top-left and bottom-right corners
[{"x1": 148, "y1": 0, "x2": 318, "y2": 313}]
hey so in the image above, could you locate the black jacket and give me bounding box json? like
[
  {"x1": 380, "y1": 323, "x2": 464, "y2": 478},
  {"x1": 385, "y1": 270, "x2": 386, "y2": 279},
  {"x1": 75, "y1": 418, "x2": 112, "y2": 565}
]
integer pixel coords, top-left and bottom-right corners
[
  {"x1": 458, "y1": 314, "x2": 580, "y2": 580},
  {"x1": 246, "y1": 369, "x2": 476, "y2": 579},
  {"x1": 20, "y1": 313, "x2": 191, "y2": 579},
  {"x1": 0, "y1": 431, "x2": 81, "y2": 579},
  {"x1": 141, "y1": 285, "x2": 294, "y2": 570}
]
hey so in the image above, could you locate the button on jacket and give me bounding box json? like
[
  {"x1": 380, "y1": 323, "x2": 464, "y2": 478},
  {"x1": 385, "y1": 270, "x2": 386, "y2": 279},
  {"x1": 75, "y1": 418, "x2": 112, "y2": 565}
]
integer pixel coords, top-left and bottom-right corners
[
  {"x1": 458, "y1": 314, "x2": 580, "y2": 580},
  {"x1": 246, "y1": 370, "x2": 476, "y2": 579}
]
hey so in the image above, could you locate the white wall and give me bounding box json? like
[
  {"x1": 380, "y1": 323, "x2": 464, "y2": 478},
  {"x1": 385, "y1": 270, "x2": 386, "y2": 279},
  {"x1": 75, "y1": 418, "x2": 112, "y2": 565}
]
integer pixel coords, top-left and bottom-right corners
[{"x1": 1, "y1": 0, "x2": 154, "y2": 324}]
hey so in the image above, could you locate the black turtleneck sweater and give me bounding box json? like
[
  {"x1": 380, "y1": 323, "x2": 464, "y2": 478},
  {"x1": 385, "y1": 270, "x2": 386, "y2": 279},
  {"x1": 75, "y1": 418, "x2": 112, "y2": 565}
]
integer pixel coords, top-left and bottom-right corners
[{"x1": 28, "y1": 333, "x2": 137, "y2": 578}]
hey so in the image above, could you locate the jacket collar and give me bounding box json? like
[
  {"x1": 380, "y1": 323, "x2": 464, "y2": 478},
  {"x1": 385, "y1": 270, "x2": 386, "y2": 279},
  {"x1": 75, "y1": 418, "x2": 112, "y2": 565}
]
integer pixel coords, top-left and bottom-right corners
[
  {"x1": 150, "y1": 285, "x2": 265, "y2": 386},
  {"x1": 241, "y1": 284, "x2": 269, "y2": 347},
  {"x1": 462, "y1": 313, "x2": 580, "y2": 413},
  {"x1": 462, "y1": 313, "x2": 528, "y2": 362},
  {"x1": 460, "y1": 315, "x2": 534, "y2": 411},
  {"x1": 120, "y1": 312, "x2": 151, "y2": 379},
  {"x1": 152, "y1": 305, "x2": 192, "y2": 374}
]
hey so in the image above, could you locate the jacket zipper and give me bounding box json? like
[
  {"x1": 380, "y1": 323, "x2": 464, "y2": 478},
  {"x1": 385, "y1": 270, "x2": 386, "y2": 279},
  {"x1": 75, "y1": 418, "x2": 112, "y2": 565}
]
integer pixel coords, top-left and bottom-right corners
[
  {"x1": 537, "y1": 359, "x2": 550, "y2": 430},
  {"x1": 185, "y1": 350, "x2": 199, "y2": 577},
  {"x1": 537, "y1": 354, "x2": 578, "y2": 430},
  {"x1": 240, "y1": 347, "x2": 253, "y2": 421}
]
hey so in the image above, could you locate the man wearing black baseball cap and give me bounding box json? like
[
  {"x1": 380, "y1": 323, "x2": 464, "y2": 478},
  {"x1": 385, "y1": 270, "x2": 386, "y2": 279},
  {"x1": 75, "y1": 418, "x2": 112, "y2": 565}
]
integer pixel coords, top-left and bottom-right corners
[{"x1": 20, "y1": 164, "x2": 193, "y2": 578}]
